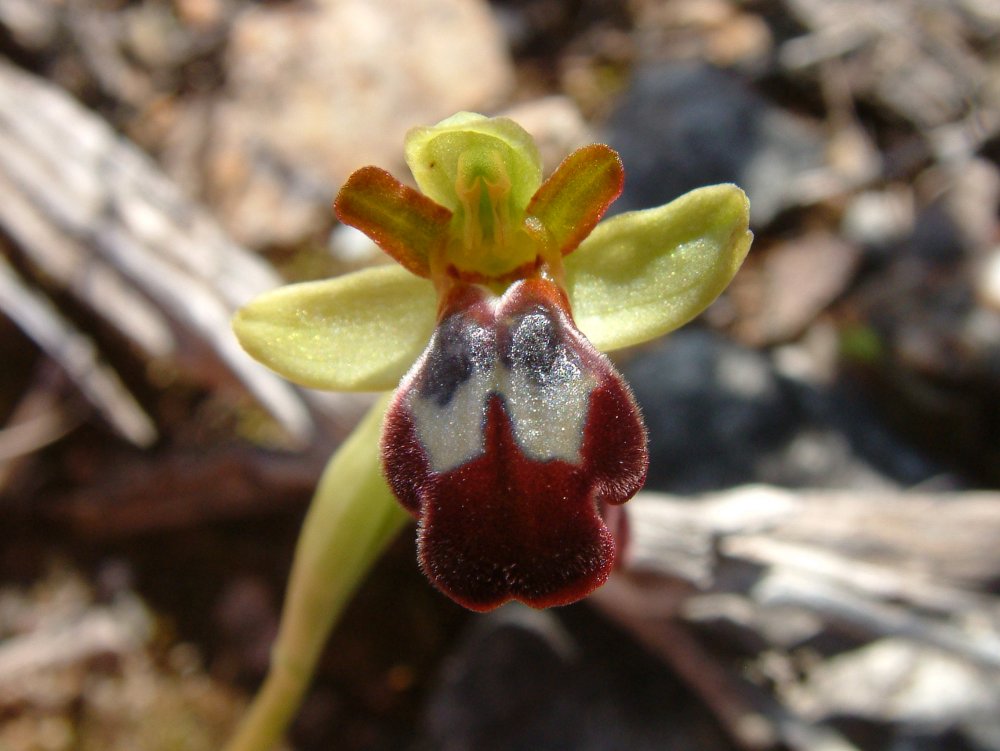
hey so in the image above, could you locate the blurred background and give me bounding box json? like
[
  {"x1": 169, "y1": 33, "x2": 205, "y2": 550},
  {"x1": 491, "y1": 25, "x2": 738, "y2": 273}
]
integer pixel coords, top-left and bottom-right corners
[{"x1": 0, "y1": 0, "x2": 998, "y2": 749}]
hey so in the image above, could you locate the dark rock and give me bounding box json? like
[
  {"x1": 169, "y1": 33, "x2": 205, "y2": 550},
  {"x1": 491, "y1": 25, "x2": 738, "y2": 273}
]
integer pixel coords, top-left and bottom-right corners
[
  {"x1": 620, "y1": 329, "x2": 944, "y2": 494},
  {"x1": 605, "y1": 63, "x2": 826, "y2": 226},
  {"x1": 414, "y1": 603, "x2": 736, "y2": 751}
]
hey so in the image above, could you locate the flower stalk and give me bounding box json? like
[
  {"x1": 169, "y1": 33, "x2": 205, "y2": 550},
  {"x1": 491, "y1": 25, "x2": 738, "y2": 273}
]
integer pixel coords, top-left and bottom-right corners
[{"x1": 224, "y1": 394, "x2": 405, "y2": 751}]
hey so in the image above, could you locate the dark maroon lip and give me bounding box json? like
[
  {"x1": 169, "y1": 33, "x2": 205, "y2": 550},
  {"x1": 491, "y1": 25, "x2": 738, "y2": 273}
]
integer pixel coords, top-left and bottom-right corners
[{"x1": 381, "y1": 277, "x2": 647, "y2": 611}]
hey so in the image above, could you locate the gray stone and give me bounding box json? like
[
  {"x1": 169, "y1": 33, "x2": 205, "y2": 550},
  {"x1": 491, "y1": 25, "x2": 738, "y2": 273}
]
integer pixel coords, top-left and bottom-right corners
[
  {"x1": 414, "y1": 603, "x2": 735, "y2": 751},
  {"x1": 204, "y1": 0, "x2": 514, "y2": 247},
  {"x1": 621, "y1": 329, "x2": 943, "y2": 494},
  {"x1": 605, "y1": 63, "x2": 826, "y2": 226}
]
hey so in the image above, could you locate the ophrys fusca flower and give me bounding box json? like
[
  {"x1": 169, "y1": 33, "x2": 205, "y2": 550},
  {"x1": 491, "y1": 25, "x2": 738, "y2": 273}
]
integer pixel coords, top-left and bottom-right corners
[{"x1": 227, "y1": 111, "x2": 751, "y2": 751}]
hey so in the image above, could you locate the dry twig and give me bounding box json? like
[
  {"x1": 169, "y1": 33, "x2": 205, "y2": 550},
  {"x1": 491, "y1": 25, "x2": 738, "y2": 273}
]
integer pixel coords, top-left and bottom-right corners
[
  {"x1": 0, "y1": 58, "x2": 317, "y2": 443},
  {"x1": 592, "y1": 486, "x2": 1000, "y2": 751}
]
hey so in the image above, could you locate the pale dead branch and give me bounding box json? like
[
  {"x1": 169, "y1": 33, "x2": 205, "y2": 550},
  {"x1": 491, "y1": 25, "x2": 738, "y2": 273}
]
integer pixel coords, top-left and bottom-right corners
[
  {"x1": 592, "y1": 486, "x2": 1000, "y2": 751},
  {"x1": 0, "y1": 58, "x2": 317, "y2": 442}
]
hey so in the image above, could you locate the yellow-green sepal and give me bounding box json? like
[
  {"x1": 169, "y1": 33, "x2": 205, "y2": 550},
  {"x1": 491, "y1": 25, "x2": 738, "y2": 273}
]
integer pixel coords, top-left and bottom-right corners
[
  {"x1": 566, "y1": 184, "x2": 752, "y2": 352},
  {"x1": 404, "y1": 112, "x2": 542, "y2": 213},
  {"x1": 233, "y1": 265, "x2": 437, "y2": 392}
]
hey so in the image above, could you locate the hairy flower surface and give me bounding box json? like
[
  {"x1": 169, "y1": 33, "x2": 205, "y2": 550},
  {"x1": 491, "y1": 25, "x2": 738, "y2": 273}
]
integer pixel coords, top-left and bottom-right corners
[{"x1": 234, "y1": 112, "x2": 752, "y2": 611}]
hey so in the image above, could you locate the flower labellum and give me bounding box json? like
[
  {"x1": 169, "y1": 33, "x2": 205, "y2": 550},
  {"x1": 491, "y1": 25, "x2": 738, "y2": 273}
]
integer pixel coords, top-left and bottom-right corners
[{"x1": 382, "y1": 277, "x2": 646, "y2": 610}]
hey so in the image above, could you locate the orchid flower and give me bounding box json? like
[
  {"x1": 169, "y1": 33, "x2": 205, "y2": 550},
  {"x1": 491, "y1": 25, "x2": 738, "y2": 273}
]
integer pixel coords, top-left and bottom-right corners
[{"x1": 226, "y1": 112, "x2": 751, "y2": 750}]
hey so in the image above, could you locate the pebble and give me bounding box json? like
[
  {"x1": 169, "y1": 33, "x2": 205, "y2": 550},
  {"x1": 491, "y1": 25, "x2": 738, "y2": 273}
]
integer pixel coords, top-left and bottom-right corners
[
  {"x1": 978, "y1": 248, "x2": 1000, "y2": 311},
  {"x1": 731, "y1": 232, "x2": 862, "y2": 345}
]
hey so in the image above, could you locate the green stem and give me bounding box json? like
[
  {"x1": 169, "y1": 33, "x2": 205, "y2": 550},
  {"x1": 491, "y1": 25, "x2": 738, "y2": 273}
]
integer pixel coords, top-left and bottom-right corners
[{"x1": 224, "y1": 394, "x2": 409, "y2": 751}]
